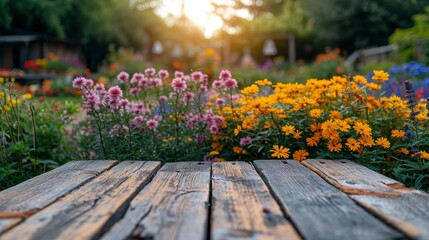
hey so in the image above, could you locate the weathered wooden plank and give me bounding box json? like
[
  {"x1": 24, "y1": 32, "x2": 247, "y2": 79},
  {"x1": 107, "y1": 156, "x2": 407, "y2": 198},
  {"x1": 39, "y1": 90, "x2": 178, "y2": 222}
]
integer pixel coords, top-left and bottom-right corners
[
  {"x1": 211, "y1": 162, "x2": 300, "y2": 240},
  {"x1": 302, "y1": 159, "x2": 410, "y2": 196},
  {"x1": 254, "y1": 160, "x2": 403, "y2": 240},
  {"x1": 302, "y1": 159, "x2": 429, "y2": 238},
  {"x1": 0, "y1": 160, "x2": 117, "y2": 234},
  {"x1": 352, "y1": 192, "x2": 429, "y2": 239},
  {"x1": 102, "y1": 162, "x2": 211, "y2": 240},
  {"x1": 0, "y1": 161, "x2": 160, "y2": 240}
]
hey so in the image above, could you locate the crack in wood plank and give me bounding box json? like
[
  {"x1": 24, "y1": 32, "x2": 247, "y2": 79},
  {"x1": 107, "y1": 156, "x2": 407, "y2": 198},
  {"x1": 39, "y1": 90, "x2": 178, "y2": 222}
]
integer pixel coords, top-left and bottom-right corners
[{"x1": 301, "y1": 160, "x2": 410, "y2": 197}]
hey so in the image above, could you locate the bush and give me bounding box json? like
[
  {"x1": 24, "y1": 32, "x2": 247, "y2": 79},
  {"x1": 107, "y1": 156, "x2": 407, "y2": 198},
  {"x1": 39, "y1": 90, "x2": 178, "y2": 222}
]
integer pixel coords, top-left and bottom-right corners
[{"x1": 0, "y1": 77, "x2": 78, "y2": 189}]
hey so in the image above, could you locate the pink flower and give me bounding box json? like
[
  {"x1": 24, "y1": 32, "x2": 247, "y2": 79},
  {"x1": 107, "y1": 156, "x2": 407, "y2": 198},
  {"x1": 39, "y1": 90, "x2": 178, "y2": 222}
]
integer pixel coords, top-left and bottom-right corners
[
  {"x1": 117, "y1": 71, "x2": 129, "y2": 83},
  {"x1": 108, "y1": 86, "x2": 123, "y2": 99},
  {"x1": 120, "y1": 99, "x2": 129, "y2": 107},
  {"x1": 172, "y1": 78, "x2": 187, "y2": 92},
  {"x1": 212, "y1": 80, "x2": 223, "y2": 88},
  {"x1": 175, "y1": 71, "x2": 184, "y2": 79},
  {"x1": 184, "y1": 92, "x2": 194, "y2": 101},
  {"x1": 109, "y1": 98, "x2": 121, "y2": 110},
  {"x1": 94, "y1": 83, "x2": 105, "y2": 92},
  {"x1": 130, "y1": 87, "x2": 139, "y2": 95},
  {"x1": 73, "y1": 77, "x2": 86, "y2": 89},
  {"x1": 109, "y1": 124, "x2": 129, "y2": 137},
  {"x1": 224, "y1": 78, "x2": 238, "y2": 90},
  {"x1": 130, "y1": 116, "x2": 145, "y2": 128},
  {"x1": 145, "y1": 67, "x2": 156, "y2": 76},
  {"x1": 219, "y1": 70, "x2": 232, "y2": 80},
  {"x1": 199, "y1": 85, "x2": 208, "y2": 93},
  {"x1": 131, "y1": 73, "x2": 144, "y2": 85},
  {"x1": 216, "y1": 98, "x2": 225, "y2": 107},
  {"x1": 158, "y1": 95, "x2": 168, "y2": 102},
  {"x1": 240, "y1": 136, "x2": 252, "y2": 146},
  {"x1": 84, "y1": 79, "x2": 94, "y2": 87},
  {"x1": 209, "y1": 125, "x2": 219, "y2": 134},
  {"x1": 138, "y1": 78, "x2": 148, "y2": 89},
  {"x1": 146, "y1": 119, "x2": 159, "y2": 130},
  {"x1": 150, "y1": 78, "x2": 162, "y2": 87},
  {"x1": 191, "y1": 71, "x2": 204, "y2": 82},
  {"x1": 158, "y1": 69, "x2": 169, "y2": 79},
  {"x1": 232, "y1": 94, "x2": 241, "y2": 101}
]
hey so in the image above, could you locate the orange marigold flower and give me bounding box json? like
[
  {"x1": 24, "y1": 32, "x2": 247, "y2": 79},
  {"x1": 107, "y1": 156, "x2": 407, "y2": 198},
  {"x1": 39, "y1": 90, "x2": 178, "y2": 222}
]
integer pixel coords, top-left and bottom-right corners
[
  {"x1": 293, "y1": 149, "x2": 310, "y2": 161},
  {"x1": 306, "y1": 137, "x2": 319, "y2": 147},
  {"x1": 329, "y1": 110, "x2": 343, "y2": 119},
  {"x1": 359, "y1": 134, "x2": 375, "y2": 147},
  {"x1": 255, "y1": 78, "x2": 272, "y2": 86},
  {"x1": 391, "y1": 129, "x2": 405, "y2": 138},
  {"x1": 327, "y1": 140, "x2": 342, "y2": 152},
  {"x1": 241, "y1": 84, "x2": 259, "y2": 95},
  {"x1": 366, "y1": 82, "x2": 381, "y2": 91},
  {"x1": 353, "y1": 122, "x2": 372, "y2": 136},
  {"x1": 372, "y1": 70, "x2": 389, "y2": 82},
  {"x1": 309, "y1": 109, "x2": 323, "y2": 118},
  {"x1": 420, "y1": 151, "x2": 429, "y2": 159},
  {"x1": 233, "y1": 146, "x2": 247, "y2": 155},
  {"x1": 396, "y1": 148, "x2": 410, "y2": 155},
  {"x1": 353, "y1": 75, "x2": 367, "y2": 84},
  {"x1": 282, "y1": 125, "x2": 296, "y2": 136},
  {"x1": 376, "y1": 137, "x2": 390, "y2": 149},
  {"x1": 346, "y1": 138, "x2": 361, "y2": 151},
  {"x1": 270, "y1": 145, "x2": 290, "y2": 159},
  {"x1": 335, "y1": 119, "x2": 350, "y2": 132},
  {"x1": 293, "y1": 130, "x2": 302, "y2": 139}
]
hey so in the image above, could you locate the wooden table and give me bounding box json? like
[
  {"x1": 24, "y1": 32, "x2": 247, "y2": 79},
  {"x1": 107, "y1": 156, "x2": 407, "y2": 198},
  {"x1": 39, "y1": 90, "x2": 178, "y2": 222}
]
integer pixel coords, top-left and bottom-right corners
[{"x1": 1, "y1": 160, "x2": 428, "y2": 240}]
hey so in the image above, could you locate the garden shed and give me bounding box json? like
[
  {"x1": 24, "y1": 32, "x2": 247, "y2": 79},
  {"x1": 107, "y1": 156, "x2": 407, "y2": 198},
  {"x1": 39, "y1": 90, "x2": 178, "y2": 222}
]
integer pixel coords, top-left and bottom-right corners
[{"x1": 0, "y1": 34, "x2": 83, "y2": 69}]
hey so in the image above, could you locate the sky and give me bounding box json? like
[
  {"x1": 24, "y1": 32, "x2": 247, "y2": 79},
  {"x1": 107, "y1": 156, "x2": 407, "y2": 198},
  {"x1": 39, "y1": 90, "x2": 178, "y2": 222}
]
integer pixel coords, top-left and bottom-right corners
[{"x1": 157, "y1": 0, "x2": 224, "y2": 38}]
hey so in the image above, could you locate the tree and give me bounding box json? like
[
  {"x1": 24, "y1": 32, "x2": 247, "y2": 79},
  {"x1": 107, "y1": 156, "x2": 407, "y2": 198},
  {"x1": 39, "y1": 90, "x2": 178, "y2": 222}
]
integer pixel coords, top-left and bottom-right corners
[
  {"x1": 390, "y1": 6, "x2": 429, "y2": 63},
  {"x1": 0, "y1": 0, "x2": 166, "y2": 70},
  {"x1": 300, "y1": 0, "x2": 429, "y2": 52}
]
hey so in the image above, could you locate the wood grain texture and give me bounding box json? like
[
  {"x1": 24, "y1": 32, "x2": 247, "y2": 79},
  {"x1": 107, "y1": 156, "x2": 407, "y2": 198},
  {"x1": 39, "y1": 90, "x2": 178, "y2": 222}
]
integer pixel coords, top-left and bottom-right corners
[
  {"x1": 352, "y1": 192, "x2": 429, "y2": 239},
  {"x1": 302, "y1": 159, "x2": 410, "y2": 196},
  {"x1": 102, "y1": 162, "x2": 211, "y2": 240},
  {"x1": 0, "y1": 160, "x2": 117, "y2": 234},
  {"x1": 1, "y1": 161, "x2": 160, "y2": 240},
  {"x1": 254, "y1": 160, "x2": 403, "y2": 240},
  {"x1": 211, "y1": 162, "x2": 300, "y2": 240}
]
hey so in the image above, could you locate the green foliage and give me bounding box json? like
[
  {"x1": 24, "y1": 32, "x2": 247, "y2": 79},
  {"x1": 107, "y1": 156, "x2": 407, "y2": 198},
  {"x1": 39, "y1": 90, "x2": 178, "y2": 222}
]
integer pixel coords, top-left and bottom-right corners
[
  {"x1": 0, "y1": 78, "x2": 78, "y2": 189},
  {"x1": 358, "y1": 60, "x2": 398, "y2": 75},
  {"x1": 300, "y1": 0, "x2": 429, "y2": 51},
  {"x1": 390, "y1": 6, "x2": 429, "y2": 63}
]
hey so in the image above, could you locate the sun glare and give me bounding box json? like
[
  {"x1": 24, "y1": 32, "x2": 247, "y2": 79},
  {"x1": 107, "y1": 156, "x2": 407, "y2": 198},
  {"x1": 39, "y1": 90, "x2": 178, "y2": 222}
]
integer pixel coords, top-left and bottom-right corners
[{"x1": 160, "y1": 0, "x2": 224, "y2": 38}]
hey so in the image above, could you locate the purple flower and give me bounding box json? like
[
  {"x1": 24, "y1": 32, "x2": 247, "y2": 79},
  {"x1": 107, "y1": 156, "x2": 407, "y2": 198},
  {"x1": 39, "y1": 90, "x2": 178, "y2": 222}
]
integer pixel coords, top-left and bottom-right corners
[
  {"x1": 175, "y1": 71, "x2": 184, "y2": 79},
  {"x1": 73, "y1": 77, "x2": 86, "y2": 89},
  {"x1": 212, "y1": 80, "x2": 223, "y2": 88},
  {"x1": 130, "y1": 87, "x2": 139, "y2": 96},
  {"x1": 240, "y1": 136, "x2": 252, "y2": 146},
  {"x1": 145, "y1": 67, "x2": 156, "y2": 76},
  {"x1": 108, "y1": 86, "x2": 123, "y2": 99},
  {"x1": 219, "y1": 70, "x2": 232, "y2": 80},
  {"x1": 224, "y1": 78, "x2": 238, "y2": 90},
  {"x1": 131, "y1": 73, "x2": 144, "y2": 85},
  {"x1": 191, "y1": 71, "x2": 204, "y2": 82},
  {"x1": 146, "y1": 119, "x2": 159, "y2": 130},
  {"x1": 172, "y1": 78, "x2": 187, "y2": 92},
  {"x1": 158, "y1": 69, "x2": 169, "y2": 79},
  {"x1": 117, "y1": 71, "x2": 129, "y2": 83}
]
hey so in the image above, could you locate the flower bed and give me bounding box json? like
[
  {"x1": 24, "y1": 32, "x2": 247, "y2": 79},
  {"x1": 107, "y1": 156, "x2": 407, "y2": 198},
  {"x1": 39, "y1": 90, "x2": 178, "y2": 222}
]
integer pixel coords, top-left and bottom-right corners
[{"x1": 72, "y1": 69, "x2": 429, "y2": 190}]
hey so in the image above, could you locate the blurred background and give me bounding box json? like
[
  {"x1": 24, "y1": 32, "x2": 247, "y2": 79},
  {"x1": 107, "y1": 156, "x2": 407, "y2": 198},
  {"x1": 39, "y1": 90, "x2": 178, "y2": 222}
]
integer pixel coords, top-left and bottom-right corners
[{"x1": 2, "y1": 0, "x2": 429, "y2": 96}]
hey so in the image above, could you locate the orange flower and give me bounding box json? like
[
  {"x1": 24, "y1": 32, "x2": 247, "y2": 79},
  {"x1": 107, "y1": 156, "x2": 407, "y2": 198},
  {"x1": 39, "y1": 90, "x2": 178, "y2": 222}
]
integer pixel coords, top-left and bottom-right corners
[
  {"x1": 293, "y1": 149, "x2": 310, "y2": 161},
  {"x1": 270, "y1": 145, "x2": 290, "y2": 159}
]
